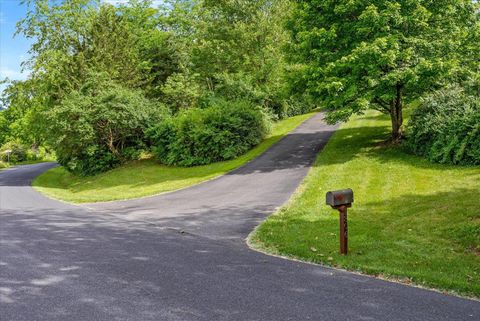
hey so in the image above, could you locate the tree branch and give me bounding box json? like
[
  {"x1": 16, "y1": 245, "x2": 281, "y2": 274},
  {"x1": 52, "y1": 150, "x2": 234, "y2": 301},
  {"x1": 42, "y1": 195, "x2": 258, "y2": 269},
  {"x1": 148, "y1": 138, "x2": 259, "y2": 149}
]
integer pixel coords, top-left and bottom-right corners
[{"x1": 372, "y1": 97, "x2": 391, "y2": 113}]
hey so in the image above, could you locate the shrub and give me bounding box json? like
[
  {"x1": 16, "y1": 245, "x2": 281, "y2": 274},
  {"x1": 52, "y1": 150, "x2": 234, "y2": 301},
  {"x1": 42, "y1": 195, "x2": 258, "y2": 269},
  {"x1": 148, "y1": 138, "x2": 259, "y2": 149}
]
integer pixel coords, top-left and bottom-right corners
[
  {"x1": 148, "y1": 100, "x2": 271, "y2": 166},
  {"x1": 0, "y1": 140, "x2": 28, "y2": 163},
  {"x1": 47, "y1": 73, "x2": 168, "y2": 176},
  {"x1": 406, "y1": 87, "x2": 480, "y2": 165},
  {"x1": 273, "y1": 98, "x2": 314, "y2": 120},
  {"x1": 0, "y1": 141, "x2": 54, "y2": 164}
]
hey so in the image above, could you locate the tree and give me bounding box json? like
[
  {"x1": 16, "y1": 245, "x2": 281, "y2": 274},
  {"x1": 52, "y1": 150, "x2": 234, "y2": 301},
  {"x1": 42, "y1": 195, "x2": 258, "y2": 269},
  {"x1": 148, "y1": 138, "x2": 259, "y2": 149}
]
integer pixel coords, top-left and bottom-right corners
[
  {"x1": 0, "y1": 111, "x2": 8, "y2": 147},
  {"x1": 165, "y1": 0, "x2": 295, "y2": 114},
  {"x1": 6, "y1": 0, "x2": 178, "y2": 156},
  {"x1": 0, "y1": 79, "x2": 47, "y2": 147},
  {"x1": 17, "y1": 0, "x2": 179, "y2": 106},
  {"x1": 289, "y1": 0, "x2": 479, "y2": 141},
  {"x1": 47, "y1": 72, "x2": 166, "y2": 175},
  {"x1": 457, "y1": 2, "x2": 480, "y2": 97}
]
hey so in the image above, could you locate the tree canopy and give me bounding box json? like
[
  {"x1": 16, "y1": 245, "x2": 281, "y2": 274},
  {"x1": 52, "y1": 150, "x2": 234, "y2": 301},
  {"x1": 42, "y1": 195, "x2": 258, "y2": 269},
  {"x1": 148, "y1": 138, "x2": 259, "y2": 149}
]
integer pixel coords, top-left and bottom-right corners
[
  {"x1": 1, "y1": 0, "x2": 478, "y2": 173},
  {"x1": 288, "y1": 0, "x2": 479, "y2": 140},
  {"x1": 1, "y1": 0, "x2": 302, "y2": 174}
]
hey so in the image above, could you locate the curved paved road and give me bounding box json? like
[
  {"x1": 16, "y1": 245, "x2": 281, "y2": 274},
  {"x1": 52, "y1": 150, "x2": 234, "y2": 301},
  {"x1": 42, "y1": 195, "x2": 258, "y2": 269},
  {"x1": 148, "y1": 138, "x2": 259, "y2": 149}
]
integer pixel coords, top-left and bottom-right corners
[{"x1": 0, "y1": 113, "x2": 478, "y2": 321}]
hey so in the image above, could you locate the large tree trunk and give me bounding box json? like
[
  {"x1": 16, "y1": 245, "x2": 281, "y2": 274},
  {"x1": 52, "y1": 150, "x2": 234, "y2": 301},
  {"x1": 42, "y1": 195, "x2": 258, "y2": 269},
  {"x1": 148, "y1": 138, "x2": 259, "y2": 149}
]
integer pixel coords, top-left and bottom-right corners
[{"x1": 389, "y1": 84, "x2": 404, "y2": 142}]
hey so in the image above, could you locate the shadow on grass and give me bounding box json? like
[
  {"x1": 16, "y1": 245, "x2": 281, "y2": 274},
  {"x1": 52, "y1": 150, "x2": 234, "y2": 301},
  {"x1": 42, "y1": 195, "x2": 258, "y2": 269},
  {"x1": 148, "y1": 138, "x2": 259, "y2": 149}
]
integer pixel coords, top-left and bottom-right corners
[
  {"x1": 311, "y1": 113, "x2": 480, "y2": 171},
  {"x1": 256, "y1": 187, "x2": 480, "y2": 296}
]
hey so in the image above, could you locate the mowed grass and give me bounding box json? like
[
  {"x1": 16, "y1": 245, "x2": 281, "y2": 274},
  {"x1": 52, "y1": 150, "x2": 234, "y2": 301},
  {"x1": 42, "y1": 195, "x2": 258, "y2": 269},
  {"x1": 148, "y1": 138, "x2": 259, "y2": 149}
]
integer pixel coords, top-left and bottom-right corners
[
  {"x1": 33, "y1": 112, "x2": 316, "y2": 203},
  {"x1": 250, "y1": 110, "x2": 480, "y2": 298}
]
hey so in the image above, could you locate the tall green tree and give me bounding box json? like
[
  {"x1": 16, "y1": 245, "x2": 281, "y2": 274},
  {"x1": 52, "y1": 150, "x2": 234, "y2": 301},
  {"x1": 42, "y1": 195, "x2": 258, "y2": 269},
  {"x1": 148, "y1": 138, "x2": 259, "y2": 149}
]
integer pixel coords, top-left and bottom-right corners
[
  {"x1": 289, "y1": 0, "x2": 479, "y2": 140},
  {"x1": 457, "y1": 3, "x2": 480, "y2": 97},
  {"x1": 0, "y1": 79, "x2": 46, "y2": 146},
  {"x1": 5, "y1": 0, "x2": 179, "y2": 148},
  {"x1": 116, "y1": 0, "x2": 184, "y2": 98},
  {"x1": 165, "y1": 0, "x2": 294, "y2": 113},
  {"x1": 17, "y1": 0, "x2": 179, "y2": 105},
  {"x1": 0, "y1": 111, "x2": 8, "y2": 146}
]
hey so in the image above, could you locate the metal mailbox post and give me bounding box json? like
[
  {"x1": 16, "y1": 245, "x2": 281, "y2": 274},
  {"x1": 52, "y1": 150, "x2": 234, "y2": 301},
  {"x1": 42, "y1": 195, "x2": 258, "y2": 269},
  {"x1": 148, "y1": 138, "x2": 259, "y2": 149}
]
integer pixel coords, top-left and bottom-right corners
[{"x1": 326, "y1": 189, "x2": 354, "y2": 255}]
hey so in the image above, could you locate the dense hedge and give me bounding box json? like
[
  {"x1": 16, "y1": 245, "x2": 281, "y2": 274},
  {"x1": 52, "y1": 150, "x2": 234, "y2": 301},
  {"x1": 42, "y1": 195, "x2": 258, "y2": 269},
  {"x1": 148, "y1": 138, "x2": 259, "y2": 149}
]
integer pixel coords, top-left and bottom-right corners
[
  {"x1": 148, "y1": 100, "x2": 271, "y2": 166},
  {"x1": 406, "y1": 87, "x2": 480, "y2": 165},
  {"x1": 47, "y1": 75, "x2": 167, "y2": 176},
  {"x1": 273, "y1": 98, "x2": 314, "y2": 120}
]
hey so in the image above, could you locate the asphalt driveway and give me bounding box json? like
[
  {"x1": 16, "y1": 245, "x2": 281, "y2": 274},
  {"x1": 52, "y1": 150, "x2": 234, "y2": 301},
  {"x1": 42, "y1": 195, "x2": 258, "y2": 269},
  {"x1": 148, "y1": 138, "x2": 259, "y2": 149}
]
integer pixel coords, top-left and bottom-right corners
[{"x1": 0, "y1": 113, "x2": 478, "y2": 320}]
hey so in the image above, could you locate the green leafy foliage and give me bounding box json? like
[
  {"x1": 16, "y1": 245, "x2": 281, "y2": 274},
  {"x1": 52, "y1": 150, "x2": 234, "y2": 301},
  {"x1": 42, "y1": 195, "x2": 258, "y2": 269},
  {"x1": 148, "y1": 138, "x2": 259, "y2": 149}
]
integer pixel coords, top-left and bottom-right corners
[
  {"x1": 2, "y1": 0, "x2": 313, "y2": 175},
  {"x1": 148, "y1": 100, "x2": 271, "y2": 166},
  {"x1": 407, "y1": 87, "x2": 480, "y2": 165},
  {"x1": 0, "y1": 79, "x2": 47, "y2": 147},
  {"x1": 165, "y1": 0, "x2": 303, "y2": 118},
  {"x1": 16, "y1": 0, "x2": 178, "y2": 103},
  {"x1": 288, "y1": 0, "x2": 479, "y2": 139},
  {"x1": 3, "y1": 0, "x2": 180, "y2": 146},
  {"x1": 0, "y1": 140, "x2": 28, "y2": 163},
  {"x1": 32, "y1": 112, "x2": 315, "y2": 203},
  {"x1": 47, "y1": 73, "x2": 167, "y2": 176},
  {"x1": 160, "y1": 72, "x2": 201, "y2": 113},
  {"x1": 0, "y1": 110, "x2": 7, "y2": 146},
  {"x1": 0, "y1": 139, "x2": 54, "y2": 164},
  {"x1": 274, "y1": 98, "x2": 314, "y2": 120}
]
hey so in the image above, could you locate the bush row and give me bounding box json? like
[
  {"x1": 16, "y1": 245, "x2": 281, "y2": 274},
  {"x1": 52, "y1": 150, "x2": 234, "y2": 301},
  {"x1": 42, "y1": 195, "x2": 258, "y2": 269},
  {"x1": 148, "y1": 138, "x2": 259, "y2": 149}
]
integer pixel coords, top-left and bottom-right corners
[
  {"x1": 148, "y1": 100, "x2": 271, "y2": 166},
  {"x1": 48, "y1": 75, "x2": 168, "y2": 176},
  {"x1": 46, "y1": 73, "x2": 273, "y2": 175},
  {"x1": 406, "y1": 87, "x2": 480, "y2": 166},
  {"x1": 0, "y1": 140, "x2": 53, "y2": 163}
]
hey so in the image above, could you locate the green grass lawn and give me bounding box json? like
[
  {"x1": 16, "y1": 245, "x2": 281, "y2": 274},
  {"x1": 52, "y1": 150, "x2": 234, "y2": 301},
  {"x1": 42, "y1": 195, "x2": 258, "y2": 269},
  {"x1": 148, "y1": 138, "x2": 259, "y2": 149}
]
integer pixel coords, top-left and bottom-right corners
[
  {"x1": 33, "y1": 112, "x2": 316, "y2": 203},
  {"x1": 250, "y1": 110, "x2": 480, "y2": 298}
]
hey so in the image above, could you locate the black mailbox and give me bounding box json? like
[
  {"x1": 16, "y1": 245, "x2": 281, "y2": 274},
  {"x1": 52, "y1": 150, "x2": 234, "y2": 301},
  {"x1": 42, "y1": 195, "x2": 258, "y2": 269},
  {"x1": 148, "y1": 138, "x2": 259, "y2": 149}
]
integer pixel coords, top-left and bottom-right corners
[{"x1": 326, "y1": 189, "x2": 354, "y2": 208}]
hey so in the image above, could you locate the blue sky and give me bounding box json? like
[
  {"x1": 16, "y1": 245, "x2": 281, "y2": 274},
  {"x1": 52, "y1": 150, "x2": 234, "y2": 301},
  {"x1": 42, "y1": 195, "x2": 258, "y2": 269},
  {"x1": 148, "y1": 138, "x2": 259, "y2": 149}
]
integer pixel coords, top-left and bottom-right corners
[{"x1": 0, "y1": 0, "x2": 32, "y2": 95}]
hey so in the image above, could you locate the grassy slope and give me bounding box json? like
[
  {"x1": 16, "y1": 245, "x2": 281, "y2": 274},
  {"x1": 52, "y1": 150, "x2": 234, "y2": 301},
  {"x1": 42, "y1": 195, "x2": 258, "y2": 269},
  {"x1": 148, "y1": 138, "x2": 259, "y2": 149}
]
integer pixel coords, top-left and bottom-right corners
[
  {"x1": 250, "y1": 110, "x2": 480, "y2": 298},
  {"x1": 33, "y1": 112, "x2": 316, "y2": 203}
]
